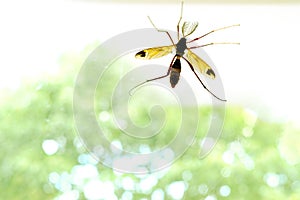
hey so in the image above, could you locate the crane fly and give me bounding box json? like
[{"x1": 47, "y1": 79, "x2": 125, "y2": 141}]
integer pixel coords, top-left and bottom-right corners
[{"x1": 132, "y1": 1, "x2": 239, "y2": 101}]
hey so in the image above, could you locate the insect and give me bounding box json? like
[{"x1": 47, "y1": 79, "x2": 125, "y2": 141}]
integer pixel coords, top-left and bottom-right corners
[{"x1": 132, "y1": 1, "x2": 239, "y2": 101}]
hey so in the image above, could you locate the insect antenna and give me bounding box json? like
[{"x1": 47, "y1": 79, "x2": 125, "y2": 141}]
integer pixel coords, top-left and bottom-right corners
[
  {"x1": 187, "y1": 24, "x2": 240, "y2": 43},
  {"x1": 182, "y1": 56, "x2": 227, "y2": 102}
]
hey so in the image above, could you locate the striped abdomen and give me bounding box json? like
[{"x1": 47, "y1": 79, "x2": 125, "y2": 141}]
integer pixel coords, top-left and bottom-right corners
[{"x1": 170, "y1": 56, "x2": 181, "y2": 88}]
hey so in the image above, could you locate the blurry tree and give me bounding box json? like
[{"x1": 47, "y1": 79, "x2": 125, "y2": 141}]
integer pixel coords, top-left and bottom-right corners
[{"x1": 0, "y1": 43, "x2": 300, "y2": 200}]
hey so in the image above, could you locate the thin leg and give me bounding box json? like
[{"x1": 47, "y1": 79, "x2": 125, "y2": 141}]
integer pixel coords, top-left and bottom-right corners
[
  {"x1": 148, "y1": 16, "x2": 175, "y2": 46},
  {"x1": 187, "y1": 24, "x2": 240, "y2": 43},
  {"x1": 177, "y1": 1, "x2": 184, "y2": 41},
  {"x1": 182, "y1": 57, "x2": 226, "y2": 102},
  {"x1": 129, "y1": 55, "x2": 177, "y2": 96},
  {"x1": 189, "y1": 42, "x2": 240, "y2": 49}
]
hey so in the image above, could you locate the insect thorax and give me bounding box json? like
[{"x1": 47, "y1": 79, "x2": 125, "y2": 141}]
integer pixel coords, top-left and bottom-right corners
[{"x1": 176, "y1": 38, "x2": 187, "y2": 56}]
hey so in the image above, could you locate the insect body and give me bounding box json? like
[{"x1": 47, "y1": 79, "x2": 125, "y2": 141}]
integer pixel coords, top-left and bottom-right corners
[
  {"x1": 169, "y1": 55, "x2": 181, "y2": 88},
  {"x1": 133, "y1": 1, "x2": 239, "y2": 101},
  {"x1": 170, "y1": 38, "x2": 186, "y2": 88}
]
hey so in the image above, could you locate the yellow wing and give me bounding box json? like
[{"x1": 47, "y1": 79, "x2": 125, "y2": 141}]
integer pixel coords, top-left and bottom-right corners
[
  {"x1": 135, "y1": 45, "x2": 174, "y2": 59},
  {"x1": 185, "y1": 49, "x2": 216, "y2": 79}
]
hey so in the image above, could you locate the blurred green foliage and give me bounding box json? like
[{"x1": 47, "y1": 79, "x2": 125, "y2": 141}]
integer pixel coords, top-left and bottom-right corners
[{"x1": 0, "y1": 44, "x2": 300, "y2": 200}]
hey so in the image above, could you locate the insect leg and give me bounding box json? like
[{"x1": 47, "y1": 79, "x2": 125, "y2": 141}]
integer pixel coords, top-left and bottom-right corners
[
  {"x1": 148, "y1": 16, "x2": 175, "y2": 46},
  {"x1": 129, "y1": 55, "x2": 177, "y2": 96},
  {"x1": 189, "y1": 42, "x2": 240, "y2": 49},
  {"x1": 177, "y1": 1, "x2": 183, "y2": 41},
  {"x1": 182, "y1": 56, "x2": 226, "y2": 102},
  {"x1": 187, "y1": 24, "x2": 240, "y2": 43}
]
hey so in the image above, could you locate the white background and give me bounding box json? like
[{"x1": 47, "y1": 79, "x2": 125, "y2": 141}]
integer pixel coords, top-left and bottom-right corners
[{"x1": 1, "y1": 1, "x2": 299, "y2": 123}]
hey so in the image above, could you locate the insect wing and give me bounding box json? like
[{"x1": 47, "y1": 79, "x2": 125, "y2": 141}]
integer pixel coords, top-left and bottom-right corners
[
  {"x1": 186, "y1": 49, "x2": 216, "y2": 79},
  {"x1": 135, "y1": 45, "x2": 174, "y2": 59},
  {"x1": 182, "y1": 22, "x2": 198, "y2": 37}
]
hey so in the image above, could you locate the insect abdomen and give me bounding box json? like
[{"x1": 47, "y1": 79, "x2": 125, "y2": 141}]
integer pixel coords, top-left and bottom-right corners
[
  {"x1": 170, "y1": 70, "x2": 180, "y2": 88},
  {"x1": 170, "y1": 57, "x2": 181, "y2": 88}
]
